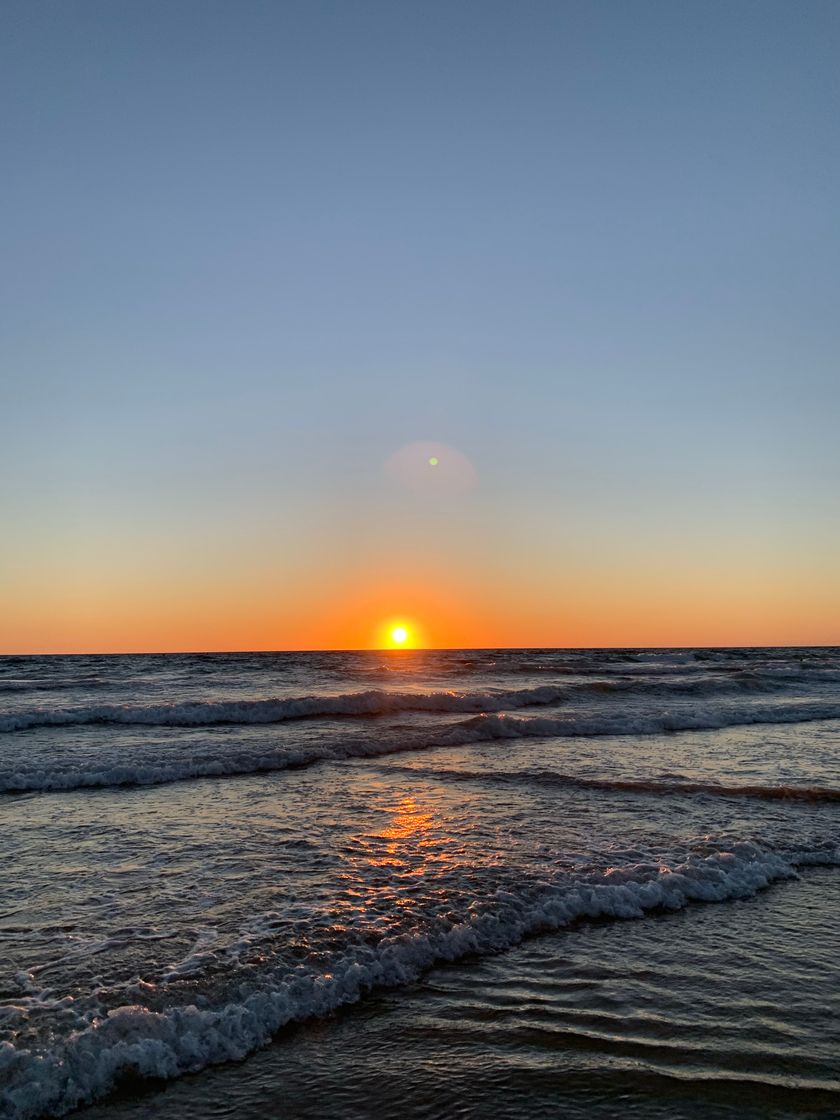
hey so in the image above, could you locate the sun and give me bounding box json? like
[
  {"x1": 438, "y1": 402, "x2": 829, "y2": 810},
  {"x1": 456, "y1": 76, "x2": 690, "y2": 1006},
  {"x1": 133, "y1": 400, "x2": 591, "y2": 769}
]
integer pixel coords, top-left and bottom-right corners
[{"x1": 374, "y1": 617, "x2": 424, "y2": 649}]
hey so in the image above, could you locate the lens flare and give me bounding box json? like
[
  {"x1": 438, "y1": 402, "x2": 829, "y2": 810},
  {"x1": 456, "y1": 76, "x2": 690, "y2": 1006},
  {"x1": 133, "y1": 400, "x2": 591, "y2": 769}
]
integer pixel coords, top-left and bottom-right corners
[{"x1": 384, "y1": 441, "x2": 477, "y2": 494}]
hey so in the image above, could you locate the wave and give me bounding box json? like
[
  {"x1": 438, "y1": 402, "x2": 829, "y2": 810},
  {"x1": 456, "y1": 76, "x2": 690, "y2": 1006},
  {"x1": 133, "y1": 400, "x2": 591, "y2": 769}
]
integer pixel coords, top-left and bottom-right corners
[
  {"x1": 0, "y1": 685, "x2": 572, "y2": 732},
  {"x1": 3, "y1": 701, "x2": 840, "y2": 795},
  {"x1": 445, "y1": 703, "x2": 840, "y2": 743},
  {"x1": 383, "y1": 764, "x2": 840, "y2": 803},
  {"x1": 1, "y1": 839, "x2": 837, "y2": 1120},
  {"x1": 0, "y1": 677, "x2": 108, "y2": 695},
  {"x1": 4, "y1": 667, "x2": 839, "y2": 734}
]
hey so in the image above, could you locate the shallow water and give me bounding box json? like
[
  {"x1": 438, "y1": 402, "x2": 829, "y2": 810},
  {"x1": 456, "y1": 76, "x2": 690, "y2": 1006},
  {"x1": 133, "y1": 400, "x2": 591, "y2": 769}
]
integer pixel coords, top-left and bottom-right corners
[
  {"x1": 79, "y1": 870, "x2": 840, "y2": 1120},
  {"x1": 2, "y1": 648, "x2": 839, "y2": 1118}
]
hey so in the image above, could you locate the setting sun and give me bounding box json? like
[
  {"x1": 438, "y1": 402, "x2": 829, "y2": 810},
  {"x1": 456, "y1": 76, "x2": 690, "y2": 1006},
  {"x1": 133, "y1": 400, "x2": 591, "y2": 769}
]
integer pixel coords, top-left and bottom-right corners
[{"x1": 371, "y1": 615, "x2": 428, "y2": 650}]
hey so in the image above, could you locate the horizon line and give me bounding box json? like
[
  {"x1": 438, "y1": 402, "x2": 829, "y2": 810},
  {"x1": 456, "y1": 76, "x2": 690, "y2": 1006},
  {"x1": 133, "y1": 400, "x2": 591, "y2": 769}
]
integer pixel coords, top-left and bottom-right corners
[{"x1": 2, "y1": 642, "x2": 838, "y2": 658}]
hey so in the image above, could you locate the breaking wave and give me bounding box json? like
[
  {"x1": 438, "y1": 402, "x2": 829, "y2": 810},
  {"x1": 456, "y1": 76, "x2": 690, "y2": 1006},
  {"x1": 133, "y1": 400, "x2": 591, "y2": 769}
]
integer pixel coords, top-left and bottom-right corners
[
  {"x1": 0, "y1": 686, "x2": 568, "y2": 733},
  {"x1": 2, "y1": 671, "x2": 839, "y2": 734},
  {"x1": 2, "y1": 838, "x2": 838, "y2": 1120},
  {"x1": 3, "y1": 702, "x2": 840, "y2": 794}
]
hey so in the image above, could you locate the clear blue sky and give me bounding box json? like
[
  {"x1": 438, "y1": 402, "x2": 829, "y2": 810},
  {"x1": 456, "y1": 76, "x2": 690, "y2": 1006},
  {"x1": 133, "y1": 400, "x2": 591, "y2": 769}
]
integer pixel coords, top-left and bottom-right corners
[{"x1": 2, "y1": 1, "x2": 838, "y2": 651}]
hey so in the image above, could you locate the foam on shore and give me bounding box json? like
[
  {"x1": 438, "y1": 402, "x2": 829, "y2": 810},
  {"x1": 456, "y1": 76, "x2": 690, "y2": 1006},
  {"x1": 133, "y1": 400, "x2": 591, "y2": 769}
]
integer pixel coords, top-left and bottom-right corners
[{"x1": 2, "y1": 839, "x2": 838, "y2": 1120}]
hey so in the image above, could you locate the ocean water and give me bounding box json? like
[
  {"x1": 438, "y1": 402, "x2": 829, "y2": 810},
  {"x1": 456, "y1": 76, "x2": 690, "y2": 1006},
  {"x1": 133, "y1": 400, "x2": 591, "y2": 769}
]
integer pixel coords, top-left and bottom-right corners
[{"x1": 1, "y1": 647, "x2": 839, "y2": 1119}]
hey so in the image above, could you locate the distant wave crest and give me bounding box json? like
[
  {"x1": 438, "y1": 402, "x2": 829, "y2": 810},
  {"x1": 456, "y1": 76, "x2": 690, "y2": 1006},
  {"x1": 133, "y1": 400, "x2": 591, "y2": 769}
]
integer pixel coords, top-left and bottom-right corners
[
  {"x1": 0, "y1": 685, "x2": 569, "y2": 733},
  {"x1": 3, "y1": 670, "x2": 838, "y2": 734},
  {"x1": 3, "y1": 701, "x2": 840, "y2": 794}
]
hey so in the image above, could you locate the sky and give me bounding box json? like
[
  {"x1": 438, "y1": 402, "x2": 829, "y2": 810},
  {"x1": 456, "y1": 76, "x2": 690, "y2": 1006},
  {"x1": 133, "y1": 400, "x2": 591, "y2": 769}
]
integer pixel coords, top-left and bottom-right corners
[{"x1": 2, "y1": 0, "x2": 839, "y2": 653}]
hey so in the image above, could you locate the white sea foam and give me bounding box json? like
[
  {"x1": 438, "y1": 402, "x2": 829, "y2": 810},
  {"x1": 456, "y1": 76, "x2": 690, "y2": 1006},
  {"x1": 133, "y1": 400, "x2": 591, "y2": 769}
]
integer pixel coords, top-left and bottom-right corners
[
  {"x1": 0, "y1": 686, "x2": 570, "y2": 733},
  {"x1": 3, "y1": 702, "x2": 840, "y2": 794},
  {"x1": 2, "y1": 669, "x2": 835, "y2": 734},
  {"x1": 446, "y1": 705, "x2": 840, "y2": 744},
  {"x1": 1, "y1": 839, "x2": 837, "y2": 1120}
]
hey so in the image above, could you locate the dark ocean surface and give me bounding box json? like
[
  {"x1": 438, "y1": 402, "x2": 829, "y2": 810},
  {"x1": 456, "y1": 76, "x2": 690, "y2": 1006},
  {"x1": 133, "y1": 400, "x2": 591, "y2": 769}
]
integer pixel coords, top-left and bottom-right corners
[{"x1": 1, "y1": 648, "x2": 839, "y2": 1119}]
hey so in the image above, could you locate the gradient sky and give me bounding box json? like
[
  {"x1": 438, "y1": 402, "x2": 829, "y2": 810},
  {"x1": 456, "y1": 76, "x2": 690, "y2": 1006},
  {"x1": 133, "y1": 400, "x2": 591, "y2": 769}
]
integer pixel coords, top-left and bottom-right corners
[{"x1": 2, "y1": 0, "x2": 839, "y2": 652}]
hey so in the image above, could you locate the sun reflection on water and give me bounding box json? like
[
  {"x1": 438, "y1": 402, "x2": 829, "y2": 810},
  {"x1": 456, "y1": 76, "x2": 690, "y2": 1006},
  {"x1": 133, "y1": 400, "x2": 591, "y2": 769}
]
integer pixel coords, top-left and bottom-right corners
[
  {"x1": 329, "y1": 791, "x2": 464, "y2": 937},
  {"x1": 359, "y1": 795, "x2": 455, "y2": 870}
]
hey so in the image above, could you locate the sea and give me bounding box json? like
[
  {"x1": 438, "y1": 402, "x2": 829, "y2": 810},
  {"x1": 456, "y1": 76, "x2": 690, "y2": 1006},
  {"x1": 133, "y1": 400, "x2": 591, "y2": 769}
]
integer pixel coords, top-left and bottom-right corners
[{"x1": 1, "y1": 647, "x2": 839, "y2": 1120}]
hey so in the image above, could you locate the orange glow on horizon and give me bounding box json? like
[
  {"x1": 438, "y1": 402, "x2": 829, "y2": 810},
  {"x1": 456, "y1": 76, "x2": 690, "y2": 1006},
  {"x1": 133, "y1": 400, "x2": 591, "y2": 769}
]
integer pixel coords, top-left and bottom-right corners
[{"x1": 1, "y1": 551, "x2": 838, "y2": 654}]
